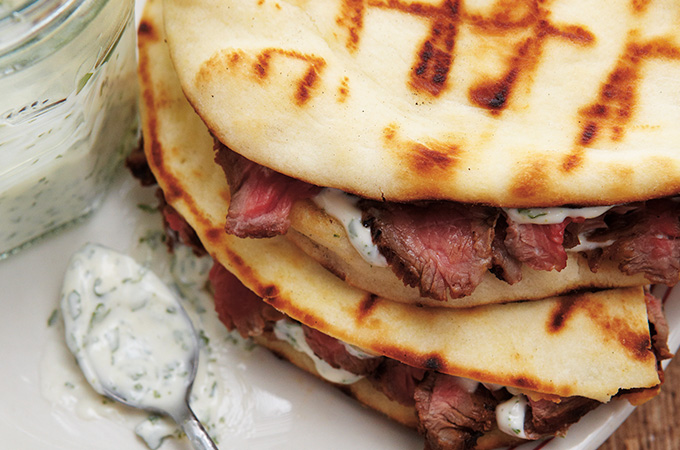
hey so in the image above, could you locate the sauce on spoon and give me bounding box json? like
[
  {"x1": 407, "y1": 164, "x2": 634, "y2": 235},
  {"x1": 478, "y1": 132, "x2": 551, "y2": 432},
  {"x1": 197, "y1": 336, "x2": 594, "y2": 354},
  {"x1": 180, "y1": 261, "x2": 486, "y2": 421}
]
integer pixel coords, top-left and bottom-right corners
[{"x1": 60, "y1": 243, "x2": 217, "y2": 449}]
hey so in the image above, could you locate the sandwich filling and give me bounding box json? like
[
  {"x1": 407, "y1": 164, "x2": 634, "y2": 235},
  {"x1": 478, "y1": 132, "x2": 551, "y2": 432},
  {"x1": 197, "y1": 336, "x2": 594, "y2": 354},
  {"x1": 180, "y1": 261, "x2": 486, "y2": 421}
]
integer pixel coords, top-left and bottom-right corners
[
  {"x1": 215, "y1": 144, "x2": 680, "y2": 301},
  {"x1": 207, "y1": 256, "x2": 670, "y2": 449},
  {"x1": 145, "y1": 183, "x2": 672, "y2": 450},
  {"x1": 135, "y1": 1, "x2": 678, "y2": 446}
]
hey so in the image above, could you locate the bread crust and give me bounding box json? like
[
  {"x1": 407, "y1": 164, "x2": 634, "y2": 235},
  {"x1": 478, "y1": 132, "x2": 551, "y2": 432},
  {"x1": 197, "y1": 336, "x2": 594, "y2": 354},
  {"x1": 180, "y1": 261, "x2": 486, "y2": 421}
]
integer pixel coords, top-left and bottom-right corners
[{"x1": 163, "y1": 0, "x2": 680, "y2": 206}]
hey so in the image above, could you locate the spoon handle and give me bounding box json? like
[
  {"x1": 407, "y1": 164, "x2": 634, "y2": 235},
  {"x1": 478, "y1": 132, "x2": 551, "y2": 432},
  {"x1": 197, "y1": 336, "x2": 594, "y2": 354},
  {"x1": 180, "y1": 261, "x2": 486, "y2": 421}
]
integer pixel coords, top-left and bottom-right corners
[{"x1": 176, "y1": 405, "x2": 219, "y2": 450}]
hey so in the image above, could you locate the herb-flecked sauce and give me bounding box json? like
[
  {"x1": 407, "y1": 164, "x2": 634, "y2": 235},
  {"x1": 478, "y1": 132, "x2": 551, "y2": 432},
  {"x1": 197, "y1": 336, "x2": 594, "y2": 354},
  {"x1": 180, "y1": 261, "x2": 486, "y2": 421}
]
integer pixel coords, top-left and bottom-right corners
[
  {"x1": 0, "y1": 4, "x2": 138, "y2": 259},
  {"x1": 60, "y1": 244, "x2": 198, "y2": 415},
  {"x1": 42, "y1": 217, "x2": 294, "y2": 449}
]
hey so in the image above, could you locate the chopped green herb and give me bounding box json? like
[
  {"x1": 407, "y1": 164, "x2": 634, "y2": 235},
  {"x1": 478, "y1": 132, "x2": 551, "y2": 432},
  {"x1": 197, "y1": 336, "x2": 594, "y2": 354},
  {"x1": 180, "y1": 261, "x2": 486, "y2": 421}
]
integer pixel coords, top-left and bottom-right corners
[
  {"x1": 47, "y1": 308, "x2": 59, "y2": 327},
  {"x1": 77, "y1": 72, "x2": 93, "y2": 94},
  {"x1": 67, "y1": 290, "x2": 82, "y2": 319},
  {"x1": 89, "y1": 302, "x2": 110, "y2": 326},
  {"x1": 199, "y1": 329, "x2": 210, "y2": 346},
  {"x1": 137, "y1": 203, "x2": 159, "y2": 214},
  {"x1": 517, "y1": 208, "x2": 548, "y2": 219}
]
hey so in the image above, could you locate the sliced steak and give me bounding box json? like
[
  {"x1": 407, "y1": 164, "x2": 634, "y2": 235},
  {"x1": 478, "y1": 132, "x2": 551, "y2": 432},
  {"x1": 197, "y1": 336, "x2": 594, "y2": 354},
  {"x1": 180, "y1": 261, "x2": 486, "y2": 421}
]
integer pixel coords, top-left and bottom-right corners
[
  {"x1": 124, "y1": 136, "x2": 156, "y2": 186},
  {"x1": 212, "y1": 145, "x2": 680, "y2": 293},
  {"x1": 523, "y1": 396, "x2": 599, "y2": 439},
  {"x1": 369, "y1": 359, "x2": 427, "y2": 406},
  {"x1": 215, "y1": 143, "x2": 320, "y2": 238},
  {"x1": 158, "y1": 189, "x2": 207, "y2": 256},
  {"x1": 302, "y1": 325, "x2": 382, "y2": 375},
  {"x1": 602, "y1": 200, "x2": 680, "y2": 284},
  {"x1": 362, "y1": 202, "x2": 498, "y2": 300},
  {"x1": 415, "y1": 373, "x2": 498, "y2": 450},
  {"x1": 645, "y1": 292, "x2": 673, "y2": 361},
  {"x1": 490, "y1": 217, "x2": 523, "y2": 284},
  {"x1": 504, "y1": 219, "x2": 569, "y2": 272},
  {"x1": 209, "y1": 262, "x2": 284, "y2": 338}
]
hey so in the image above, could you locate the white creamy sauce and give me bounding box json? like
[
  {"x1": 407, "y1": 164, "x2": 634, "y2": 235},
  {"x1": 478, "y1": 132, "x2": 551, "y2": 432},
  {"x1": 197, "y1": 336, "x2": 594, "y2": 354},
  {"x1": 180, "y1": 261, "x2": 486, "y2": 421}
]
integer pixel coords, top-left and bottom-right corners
[
  {"x1": 570, "y1": 235, "x2": 616, "y2": 252},
  {"x1": 0, "y1": 15, "x2": 138, "y2": 258},
  {"x1": 496, "y1": 395, "x2": 529, "y2": 439},
  {"x1": 452, "y1": 376, "x2": 480, "y2": 394},
  {"x1": 503, "y1": 206, "x2": 614, "y2": 225},
  {"x1": 482, "y1": 382, "x2": 504, "y2": 392},
  {"x1": 273, "y1": 320, "x2": 365, "y2": 385},
  {"x1": 41, "y1": 214, "x2": 295, "y2": 449},
  {"x1": 313, "y1": 188, "x2": 388, "y2": 267},
  {"x1": 60, "y1": 244, "x2": 197, "y2": 414},
  {"x1": 315, "y1": 189, "x2": 618, "y2": 264},
  {"x1": 343, "y1": 342, "x2": 380, "y2": 360}
]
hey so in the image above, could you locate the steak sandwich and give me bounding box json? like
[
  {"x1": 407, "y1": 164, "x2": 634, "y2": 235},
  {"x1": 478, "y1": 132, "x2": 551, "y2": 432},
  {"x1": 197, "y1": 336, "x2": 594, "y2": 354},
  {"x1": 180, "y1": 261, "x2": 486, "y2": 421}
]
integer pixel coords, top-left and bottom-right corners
[
  {"x1": 159, "y1": 0, "x2": 680, "y2": 307},
  {"x1": 136, "y1": 0, "x2": 675, "y2": 449}
]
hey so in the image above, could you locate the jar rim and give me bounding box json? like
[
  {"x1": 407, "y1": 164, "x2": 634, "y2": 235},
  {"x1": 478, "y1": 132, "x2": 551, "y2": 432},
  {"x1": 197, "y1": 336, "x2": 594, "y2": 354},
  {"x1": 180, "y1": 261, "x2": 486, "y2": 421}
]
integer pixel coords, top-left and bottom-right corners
[
  {"x1": 0, "y1": 0, "x2": 132, "y2": 76},
  {"x1": 0, "y1": 0, "x2": 76, "y2": 54}
]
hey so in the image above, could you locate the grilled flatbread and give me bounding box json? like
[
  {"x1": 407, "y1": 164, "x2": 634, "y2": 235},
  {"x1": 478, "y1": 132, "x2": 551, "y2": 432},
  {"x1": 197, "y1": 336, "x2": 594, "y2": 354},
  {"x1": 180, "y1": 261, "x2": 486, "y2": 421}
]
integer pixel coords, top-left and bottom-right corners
[
  {"x1": 139, "y1": 0, "x2": 661, "y2": 403},
  {"x1": 143, "y1": 0, "x2": 654, "y2": 309},
  {"x1": 163, "y1": 0, "x2": 680, "y2": 206}
]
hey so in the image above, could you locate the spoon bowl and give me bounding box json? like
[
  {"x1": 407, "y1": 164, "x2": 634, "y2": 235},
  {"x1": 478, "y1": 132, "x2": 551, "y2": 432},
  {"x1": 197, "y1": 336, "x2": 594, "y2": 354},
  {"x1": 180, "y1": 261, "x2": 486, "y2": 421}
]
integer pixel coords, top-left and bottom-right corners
[{"x1": 60, "y1": 243, "x2": 218, "y2": 450}]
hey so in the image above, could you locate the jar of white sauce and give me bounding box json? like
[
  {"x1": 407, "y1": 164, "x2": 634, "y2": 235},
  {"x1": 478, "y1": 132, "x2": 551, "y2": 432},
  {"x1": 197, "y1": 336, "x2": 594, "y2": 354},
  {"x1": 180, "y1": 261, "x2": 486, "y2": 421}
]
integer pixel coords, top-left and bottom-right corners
[{"x1": 0, "y1": 0, "x2": 138, "y2": 258}]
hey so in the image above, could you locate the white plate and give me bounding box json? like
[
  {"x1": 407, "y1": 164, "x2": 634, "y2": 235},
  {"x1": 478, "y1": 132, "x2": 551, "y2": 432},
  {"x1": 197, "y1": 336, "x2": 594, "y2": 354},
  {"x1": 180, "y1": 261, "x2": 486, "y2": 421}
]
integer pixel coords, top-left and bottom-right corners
[
  {"x1": 2, "y1": 172, "x2": 679, "y2": 450},
  {"x1": 0, "y1": 172, "x2": 424, "y2": 450},
  {"x1": 0, "y1": 1, "x2": 677, "y2": 447}
]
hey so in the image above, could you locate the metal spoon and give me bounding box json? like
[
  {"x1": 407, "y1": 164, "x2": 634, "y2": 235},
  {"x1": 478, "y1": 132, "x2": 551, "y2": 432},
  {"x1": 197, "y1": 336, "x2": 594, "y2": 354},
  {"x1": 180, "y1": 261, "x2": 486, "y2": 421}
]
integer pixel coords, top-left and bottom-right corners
[{"x1": 60, "y1": 243, "x2": 218, "y2": 450}]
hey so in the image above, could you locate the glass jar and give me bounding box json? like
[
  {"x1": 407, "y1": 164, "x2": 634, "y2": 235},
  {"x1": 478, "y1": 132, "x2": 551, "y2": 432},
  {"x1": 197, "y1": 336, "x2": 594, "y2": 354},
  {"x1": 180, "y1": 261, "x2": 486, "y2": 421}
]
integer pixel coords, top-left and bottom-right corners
[{"x1": 0, "y1": 0, "x2": 138, "y2": 259}]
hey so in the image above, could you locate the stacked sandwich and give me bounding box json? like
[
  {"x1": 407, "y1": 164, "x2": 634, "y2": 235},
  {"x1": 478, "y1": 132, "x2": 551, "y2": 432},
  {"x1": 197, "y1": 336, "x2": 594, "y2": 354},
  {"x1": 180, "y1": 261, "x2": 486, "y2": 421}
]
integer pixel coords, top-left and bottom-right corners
[{"x1": 136, "y1": 0, "x2": 678, "y2": 448}]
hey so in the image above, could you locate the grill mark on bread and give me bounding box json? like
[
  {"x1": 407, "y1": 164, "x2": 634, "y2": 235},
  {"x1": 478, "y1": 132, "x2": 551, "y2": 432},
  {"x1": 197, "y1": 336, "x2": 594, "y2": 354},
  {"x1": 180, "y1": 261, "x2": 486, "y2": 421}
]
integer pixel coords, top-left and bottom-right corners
[
  {"x1": 337, "y1": 0, "x2": 365, "y2": 52},
  {"x1": 424, "y1": 355, "x2": 442, "y2": 371},
  {"x1": 410, "y1": 0, "x2": 460, "y2": 96},
  {"x1": 631, "y1": 0, "x2": 652, "y2": 13},
  {"x1": 509, "y1": 158, "x2": 550, "y2": 201},
  {"x1": 196, "y1": 48, "x2": 326, "y2": 107},
  {"x1": 138, "y1": 19, "x2": 158, "y2": 42},
  {"x1": 589, "y1": 307, "x2": 653, "y2": 362},
  {"x1": 563, "y1": 36, "x2": 680, "y2": 172},
  {"x1": 337, "y1": 76, "x2": 350, "y2": 102},
  {"x1": 546, "y1": 289, "x2": 654, "y2": 362},
  {"x1": 578, "y1": 37, "x2": 680, "y2": 145},
  {"x1": 469, "y1": 16, "x2": 594, "y2": 113},
  {"x1": 139, "y1": 21, "x2": 218, "y2": 243},
  {"x1": 356, "y1": 294, "x2": 380, "y2": 323},
  {"x1": 464, "y1": 0, "x2": 536, "y2": 29},
  {"x1": 410, "y1": 144, "x2": 457, "y2": 173},
  {"x1": 383, "y1": 124, "x2": 460, "y2": 182},
  {"x1": 336, "y1": 0, "x2": 592, "y2": 103},
  {"x1": 512, "y1": 376, "x2": 538, "y2": 390},
  {"x1": 547, "y1": 296, "x2": 579, "y2": 334},
  {"x1": 254, "y1": 49, "x2": 327, "y2": 105}
]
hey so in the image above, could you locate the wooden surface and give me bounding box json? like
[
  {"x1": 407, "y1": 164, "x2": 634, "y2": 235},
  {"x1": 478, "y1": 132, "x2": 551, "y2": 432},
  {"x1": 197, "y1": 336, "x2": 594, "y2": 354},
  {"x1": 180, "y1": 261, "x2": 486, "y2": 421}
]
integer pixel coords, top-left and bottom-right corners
[{"x1": 599, "y1": 356, "x2": 679, "y2": 450}]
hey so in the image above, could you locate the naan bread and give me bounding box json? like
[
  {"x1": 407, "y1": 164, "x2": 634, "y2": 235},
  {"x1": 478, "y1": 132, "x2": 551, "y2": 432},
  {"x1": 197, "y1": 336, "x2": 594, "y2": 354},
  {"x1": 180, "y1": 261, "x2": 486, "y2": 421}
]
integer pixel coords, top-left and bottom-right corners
[
  {"x1": 163, "y1": 0, "x2": 680, "y2": 206},
  {"x1": 139, "y1": 0, "x2": 661, "y2": 402}
]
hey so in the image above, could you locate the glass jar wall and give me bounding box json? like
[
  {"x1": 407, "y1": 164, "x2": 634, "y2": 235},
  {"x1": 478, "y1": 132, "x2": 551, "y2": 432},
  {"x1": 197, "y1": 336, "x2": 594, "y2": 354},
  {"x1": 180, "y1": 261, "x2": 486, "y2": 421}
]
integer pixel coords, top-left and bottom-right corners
[{"x1": 0, "y1": 0, "x2": 138, "y2": 258}]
